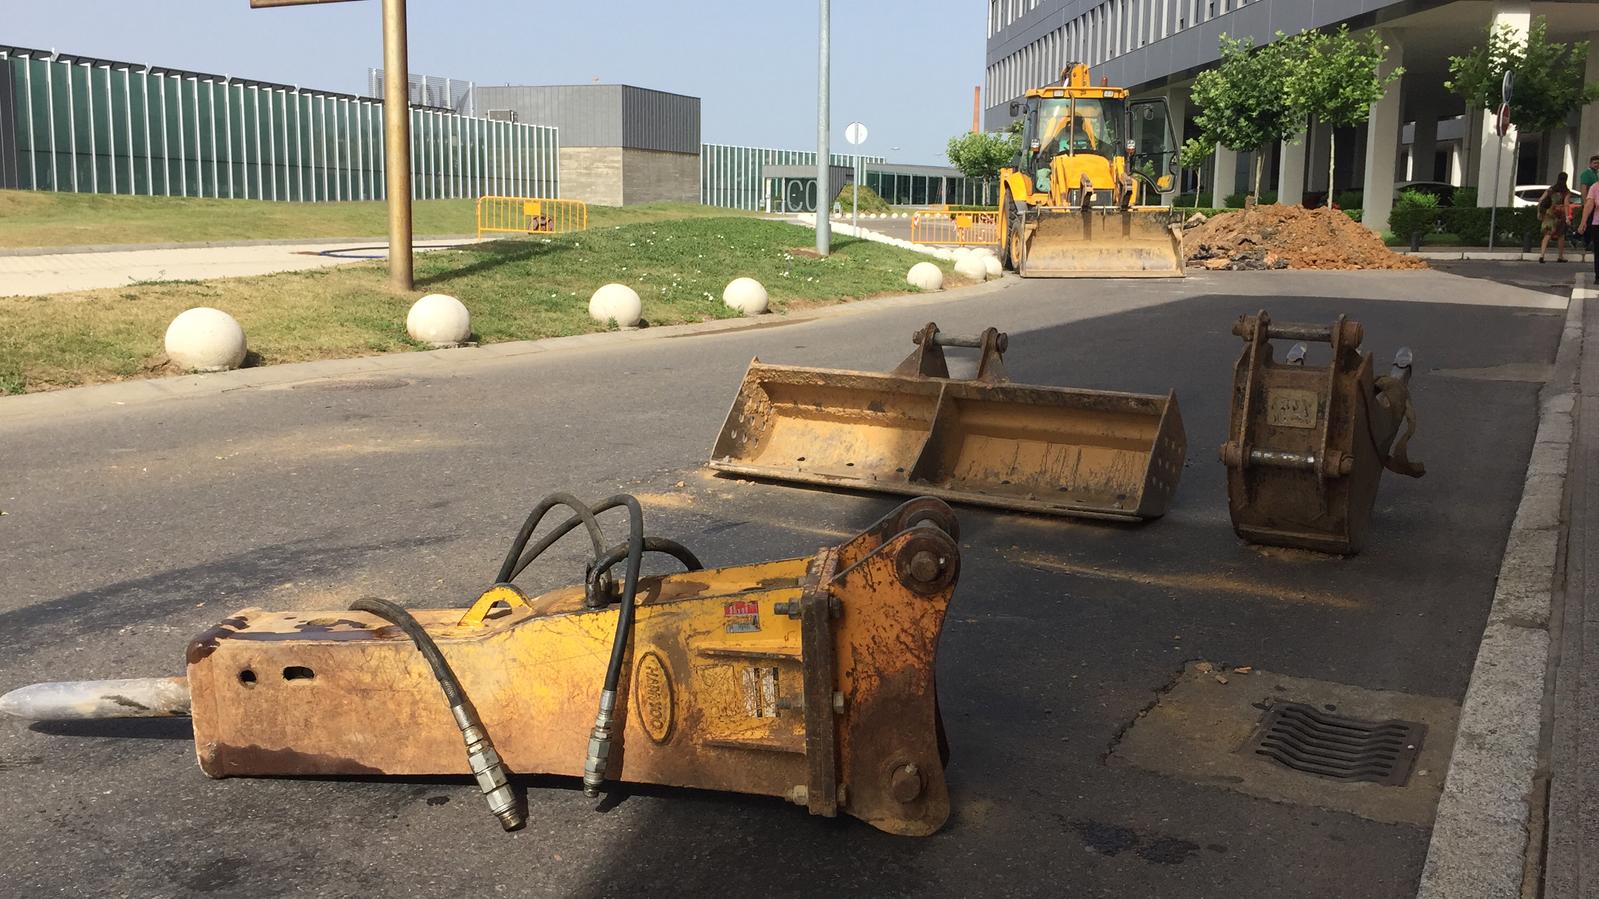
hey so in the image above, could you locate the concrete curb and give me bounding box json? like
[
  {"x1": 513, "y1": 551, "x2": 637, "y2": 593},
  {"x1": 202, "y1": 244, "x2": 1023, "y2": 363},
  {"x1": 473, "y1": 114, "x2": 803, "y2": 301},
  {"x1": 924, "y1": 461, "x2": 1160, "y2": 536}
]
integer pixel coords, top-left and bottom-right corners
[
  {"x1": 0, "y1": 235, "x2": 482, "y2": 257},
  {"x1": 1416, "y1": 274, "x2": 1588, "y2": 899},
  {"x1": 0, "y1": 274, "x2": 1012, "y2": 425}
]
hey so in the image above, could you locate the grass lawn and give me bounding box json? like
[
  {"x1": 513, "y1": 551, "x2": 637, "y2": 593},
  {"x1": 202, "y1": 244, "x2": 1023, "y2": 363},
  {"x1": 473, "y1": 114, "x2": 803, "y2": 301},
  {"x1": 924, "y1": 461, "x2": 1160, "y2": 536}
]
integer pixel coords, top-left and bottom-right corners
[
  {"x1": 0, "y1": 217, "x2": 963, "y2": 393},
  {"x1": 0, "y1": 189, "x2": 754, "y2": 249}
]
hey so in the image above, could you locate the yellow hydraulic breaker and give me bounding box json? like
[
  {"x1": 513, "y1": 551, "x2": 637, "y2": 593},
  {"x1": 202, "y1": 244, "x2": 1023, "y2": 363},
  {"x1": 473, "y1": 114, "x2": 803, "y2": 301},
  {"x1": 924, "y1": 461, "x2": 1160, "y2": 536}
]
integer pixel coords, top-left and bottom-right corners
[
  {"x1": 710, "y1": 322, "x2": 1187, "y2": 520},
  {"x1": 0, "y1": 494, "x2": 962, "y2": 837},
  {"x1": 1220, "y1": 311, "x2": 1425, "y2": 554}
]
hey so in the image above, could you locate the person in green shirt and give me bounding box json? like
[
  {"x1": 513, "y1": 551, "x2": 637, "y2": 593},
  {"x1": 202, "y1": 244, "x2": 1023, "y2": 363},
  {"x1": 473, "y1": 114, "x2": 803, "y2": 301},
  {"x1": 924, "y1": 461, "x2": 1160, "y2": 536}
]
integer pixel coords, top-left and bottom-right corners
[{"x1": 1583, "y1": 157, "x2": 1599, "y2": 257}]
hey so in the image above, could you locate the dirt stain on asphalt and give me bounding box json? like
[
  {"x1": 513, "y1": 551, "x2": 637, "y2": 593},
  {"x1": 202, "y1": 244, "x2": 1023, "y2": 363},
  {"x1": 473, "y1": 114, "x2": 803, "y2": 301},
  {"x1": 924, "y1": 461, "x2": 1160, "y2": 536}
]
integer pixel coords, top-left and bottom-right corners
[
  {"x1": 633, "y1": 491, "x2": 698, "y2": 510},
  {"x1": 1003, "y1": 549, "x2": 1362, "y2": 610}
]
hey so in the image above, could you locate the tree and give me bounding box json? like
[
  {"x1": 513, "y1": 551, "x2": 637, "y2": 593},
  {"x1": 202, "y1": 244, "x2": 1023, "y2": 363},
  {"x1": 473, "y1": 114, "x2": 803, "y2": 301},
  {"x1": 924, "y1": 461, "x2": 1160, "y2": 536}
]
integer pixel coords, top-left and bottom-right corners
[
  {"x1": 1179, "y1": 137, "x2": 1216, "y2": 207},
  {"x1": 1448, "y1": 18, "x2": 1599, "y2": 200},
  {"x1": 945, "y1": 129, "x2": 1022, "y2": 191},
  {"x1": 1190, "y1": 33, "x2": 1305, "y2": 200},
  {"x1": 1285, "y1": 26, "x2": 1402, "y2": 204}
]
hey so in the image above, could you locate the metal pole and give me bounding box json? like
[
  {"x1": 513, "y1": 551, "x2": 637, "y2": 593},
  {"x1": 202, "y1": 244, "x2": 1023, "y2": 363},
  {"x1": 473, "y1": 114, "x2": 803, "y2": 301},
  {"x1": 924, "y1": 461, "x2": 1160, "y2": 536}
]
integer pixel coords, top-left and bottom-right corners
[
  {"x1": 816, "y1": 0, "x2": 830, "y2": 257},
  {"x1": 382, "y1": 0, "x2": 414, "y2": 291},
  {"x1": 851, "y1": 153, "x2": 859, "y2": 235},
  {"x1": 1489, "y1": 126, "x2": 1503, "y2": 251}
]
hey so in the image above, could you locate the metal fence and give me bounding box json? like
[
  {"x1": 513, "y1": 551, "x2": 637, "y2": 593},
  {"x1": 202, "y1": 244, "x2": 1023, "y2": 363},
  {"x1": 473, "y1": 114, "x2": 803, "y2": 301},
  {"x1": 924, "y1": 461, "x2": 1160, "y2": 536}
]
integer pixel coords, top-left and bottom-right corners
[
  {"x1": 910, "y1": 209, "x2": 1001, "y2": 246},
  {"x1": 0, "y1": 46, "x2": 558, "y2": 201},
  {"x1": 700, "y1": 143, "x2": 884, "y2": 211},
  {"x1": 476, "y1": 196, "x2": 587, "y2": 239}
]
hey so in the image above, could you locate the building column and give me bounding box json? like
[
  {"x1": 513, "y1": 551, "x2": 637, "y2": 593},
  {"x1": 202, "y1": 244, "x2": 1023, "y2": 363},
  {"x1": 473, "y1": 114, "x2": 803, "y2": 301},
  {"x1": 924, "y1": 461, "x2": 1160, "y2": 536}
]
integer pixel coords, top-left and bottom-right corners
[
  {"x1": 1278, "y1": 132, "x2": 1308, "y2": 205},
  {"x1": 1450, "y1": 141, "x2": 1465, "y2": 185},
  {"x1": 1307, "y1": 120, "x2": 1332, "y2": 196},
  {"x1": 1362, "y1": 31, "x2": 1404, "y2": 234},
  {"x1": 1410, "y1": 111, "x2": 1438, "y2": 183},
  {"x1": 1212, "y1": 145, "x2": 1238, "y2": 204},
  {"x1": 1577, "y1": 35, "x2": 1599, "y2": 176},
  {"x1": 1476, "y1": 1, "x2": 1531, "y2": 206}
]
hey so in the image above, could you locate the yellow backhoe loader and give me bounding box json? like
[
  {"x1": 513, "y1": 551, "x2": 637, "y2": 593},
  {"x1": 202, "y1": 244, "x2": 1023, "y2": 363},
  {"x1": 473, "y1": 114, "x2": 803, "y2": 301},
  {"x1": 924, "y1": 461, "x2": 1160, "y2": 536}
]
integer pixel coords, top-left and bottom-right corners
[{"x1": 998, "y1": 63, "x2": 1184, "y2": 278}]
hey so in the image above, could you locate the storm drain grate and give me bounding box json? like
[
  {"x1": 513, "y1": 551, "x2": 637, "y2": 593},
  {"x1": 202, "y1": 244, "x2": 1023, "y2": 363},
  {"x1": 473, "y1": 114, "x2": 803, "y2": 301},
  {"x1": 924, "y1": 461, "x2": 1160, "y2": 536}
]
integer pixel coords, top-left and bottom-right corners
[{"x1": 1241, "y1": 702, "x2": 1426, "y2": 786}]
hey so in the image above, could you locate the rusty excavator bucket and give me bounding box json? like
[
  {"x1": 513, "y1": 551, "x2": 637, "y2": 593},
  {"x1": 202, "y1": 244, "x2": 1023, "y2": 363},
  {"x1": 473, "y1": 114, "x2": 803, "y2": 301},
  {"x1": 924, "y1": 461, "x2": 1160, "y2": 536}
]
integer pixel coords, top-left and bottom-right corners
[
  {"x1": 1220, "y1": 311, "x2": 1426, "y2": 555},
  {"x1": 0, "y1": 495, "x2": 964, "y2": 837},
  {"x1": 709, "y1": 323, "x2": 1187, "y2": 520},
  {"x1": 1017, "y1": 208, "x2": 1185, "y2": 279}
]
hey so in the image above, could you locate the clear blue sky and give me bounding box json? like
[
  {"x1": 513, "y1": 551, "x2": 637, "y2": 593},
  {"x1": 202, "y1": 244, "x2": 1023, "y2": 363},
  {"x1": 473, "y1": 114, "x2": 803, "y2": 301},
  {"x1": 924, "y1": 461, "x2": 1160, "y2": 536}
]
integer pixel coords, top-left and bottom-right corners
[{"x1": 6, "y1": 0, "x2": 986, "y2": 165}]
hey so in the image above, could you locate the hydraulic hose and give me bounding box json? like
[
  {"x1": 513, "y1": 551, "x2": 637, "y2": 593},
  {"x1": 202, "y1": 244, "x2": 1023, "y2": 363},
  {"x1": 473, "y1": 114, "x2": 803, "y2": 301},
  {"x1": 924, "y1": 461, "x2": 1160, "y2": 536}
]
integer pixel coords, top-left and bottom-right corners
[
  {"x1": 506, "y1": 495, "x2": 637, "y2": 583},
  {"x1": 582, "y1": 494, "x2": 645, "y2": 798},
  {"x1": 349, "y1": 596, "x2": 522, "y2": 831},
  {"x1": 496, "y1": 492, "x2": 609, "y2": 584},
  {"x1": 585, "y1": 537, "x2": 704, "y2": 605}
]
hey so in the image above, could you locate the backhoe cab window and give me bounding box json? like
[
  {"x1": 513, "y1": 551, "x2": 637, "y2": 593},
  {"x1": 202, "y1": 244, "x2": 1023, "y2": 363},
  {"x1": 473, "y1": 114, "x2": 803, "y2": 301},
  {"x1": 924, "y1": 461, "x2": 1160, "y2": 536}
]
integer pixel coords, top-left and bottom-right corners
[{"x1": 1030, "y1": 98, "x2": 1125, "y2": 190}]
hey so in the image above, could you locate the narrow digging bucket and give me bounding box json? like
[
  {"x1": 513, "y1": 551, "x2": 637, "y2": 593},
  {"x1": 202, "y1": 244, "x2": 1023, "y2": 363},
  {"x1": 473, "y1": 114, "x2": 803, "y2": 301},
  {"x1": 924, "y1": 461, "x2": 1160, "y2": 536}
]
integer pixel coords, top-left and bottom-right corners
[
  {"x1": 1020, "y1": 209, "x2": 1184, "y2": 278},
  {"x1": 709, "y1": 325, "x2": 1187, "y2": 520}
]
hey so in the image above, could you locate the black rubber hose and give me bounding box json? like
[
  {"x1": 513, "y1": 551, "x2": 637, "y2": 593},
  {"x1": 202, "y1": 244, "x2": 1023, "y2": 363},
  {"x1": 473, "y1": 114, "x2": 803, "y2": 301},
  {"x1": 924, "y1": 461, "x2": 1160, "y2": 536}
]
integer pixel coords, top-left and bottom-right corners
[
  {"x1": 506, "y1": 495, "x2": 639, "y2": 582},
  {"x1": 600, "y1": 495, "x2": 645, "y2": 694},
  {"x1": 586, "y1": 537, "x2": 704, "y2": 600},
  {"x1": 350, "y1": 596, "x2": 468, "y2": 707},
  {"x1": 496, "y1": 492, "x2": 608, "y2": 584}
]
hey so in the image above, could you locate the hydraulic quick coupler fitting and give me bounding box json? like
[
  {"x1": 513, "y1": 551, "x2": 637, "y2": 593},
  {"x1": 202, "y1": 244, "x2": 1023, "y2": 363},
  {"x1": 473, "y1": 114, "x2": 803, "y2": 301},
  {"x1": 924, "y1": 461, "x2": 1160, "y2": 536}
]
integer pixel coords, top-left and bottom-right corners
[
  {"x1": 453, "y1": 704, "x2": 521, "y2": 831},
  {"x1": 583, "y1": 689, "x2": 617, "y2": 797}
]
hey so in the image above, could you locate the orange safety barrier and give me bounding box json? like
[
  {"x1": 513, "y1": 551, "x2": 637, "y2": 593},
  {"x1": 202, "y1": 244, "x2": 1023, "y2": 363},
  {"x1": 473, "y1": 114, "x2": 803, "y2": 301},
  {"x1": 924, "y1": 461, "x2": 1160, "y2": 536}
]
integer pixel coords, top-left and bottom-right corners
[
  {"x1": 476, "y1": 196, "x2": 588, "y2": 239},
  {"x1": 910, "y1": 209, "x2": 1001, "y2": 247}
]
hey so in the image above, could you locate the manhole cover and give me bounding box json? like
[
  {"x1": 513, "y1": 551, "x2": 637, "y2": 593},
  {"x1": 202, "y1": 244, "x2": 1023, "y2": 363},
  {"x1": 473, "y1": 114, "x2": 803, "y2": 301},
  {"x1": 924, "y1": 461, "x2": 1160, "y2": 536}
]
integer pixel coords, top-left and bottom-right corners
[{"x1": 1242, "y1": 702, "x2": 1424, "y2": 786}]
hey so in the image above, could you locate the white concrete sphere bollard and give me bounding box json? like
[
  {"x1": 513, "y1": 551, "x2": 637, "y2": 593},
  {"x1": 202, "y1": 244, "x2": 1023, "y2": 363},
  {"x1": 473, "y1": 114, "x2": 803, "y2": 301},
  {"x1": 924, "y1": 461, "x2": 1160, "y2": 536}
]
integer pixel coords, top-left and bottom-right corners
[
  {"x1": 164, "y1": 307, "x2": 247, "y2": 372},
  {"x1": 722, "y1": 277, "x2": 769, "y2": 316},
  {"x1": 955, "y1": 254, "x2": 990, "y2": 282},
  {"x1": 907, "y1": 262, "x2": 944, "y2": 291},
  {"x1": 406, "y1": 293, "x2": 472, "y2": 347},
  {"x1": 983, "y1": 254, "x2": 1004, "y2": 278},
  {"x1": 589, "y1": 283, "x2": 643, "y2": 328}
]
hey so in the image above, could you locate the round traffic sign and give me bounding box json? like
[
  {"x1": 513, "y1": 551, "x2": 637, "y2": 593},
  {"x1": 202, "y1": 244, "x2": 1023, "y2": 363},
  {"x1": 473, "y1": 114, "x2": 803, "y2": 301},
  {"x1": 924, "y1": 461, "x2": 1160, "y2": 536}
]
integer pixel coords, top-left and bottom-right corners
[{"x1": 845, "y1": 121, "x2": 869, "y2": 146}]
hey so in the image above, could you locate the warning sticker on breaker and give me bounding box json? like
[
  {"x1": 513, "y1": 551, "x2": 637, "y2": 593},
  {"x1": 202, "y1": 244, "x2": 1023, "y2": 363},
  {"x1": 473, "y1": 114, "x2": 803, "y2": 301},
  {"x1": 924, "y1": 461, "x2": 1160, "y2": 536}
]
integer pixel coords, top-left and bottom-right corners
[{"x1": 724, "y1": 600, "x2": 760, "y2": 633}]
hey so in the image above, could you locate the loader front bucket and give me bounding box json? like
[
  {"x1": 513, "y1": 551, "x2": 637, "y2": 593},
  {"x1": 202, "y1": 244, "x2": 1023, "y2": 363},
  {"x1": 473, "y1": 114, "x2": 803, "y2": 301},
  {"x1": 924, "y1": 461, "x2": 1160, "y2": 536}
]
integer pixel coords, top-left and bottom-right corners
[
  {"x1": 1019, "y1": 208, "x2": 1184, "y2": 278},
  {"x1": 709, "y1": 324, "x2": 1187, "y2": 520}
]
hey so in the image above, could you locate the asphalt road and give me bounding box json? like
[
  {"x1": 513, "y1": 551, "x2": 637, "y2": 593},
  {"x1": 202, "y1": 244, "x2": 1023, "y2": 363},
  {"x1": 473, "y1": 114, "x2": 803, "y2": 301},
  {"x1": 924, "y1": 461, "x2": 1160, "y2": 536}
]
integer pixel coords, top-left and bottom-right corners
[{"x1": 0, "y1": 265, "x2": 1566, "y2": 898}]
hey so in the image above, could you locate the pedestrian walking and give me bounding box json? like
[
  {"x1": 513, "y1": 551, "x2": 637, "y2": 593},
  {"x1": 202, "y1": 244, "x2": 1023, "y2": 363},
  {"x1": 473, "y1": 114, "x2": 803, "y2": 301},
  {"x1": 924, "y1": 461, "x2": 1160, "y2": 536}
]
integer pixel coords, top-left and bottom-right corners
[
  {"x1": 1581, "y1": 155, "x2": 1599, "y2": 260},
  {"x1": 1538, "y1": 173, "x2": 1572, "y2": 263},
  {"x1": 1579, "y1": 174, "x2": 1599, "y2": 280}
]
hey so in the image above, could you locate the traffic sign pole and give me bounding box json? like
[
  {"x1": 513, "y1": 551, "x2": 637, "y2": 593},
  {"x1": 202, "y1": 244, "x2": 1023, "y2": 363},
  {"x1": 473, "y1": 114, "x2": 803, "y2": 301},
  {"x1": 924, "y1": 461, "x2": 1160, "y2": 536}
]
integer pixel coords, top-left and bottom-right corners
[{"x1": 845, "y1": 121, "x2": 868, "y2": 239}]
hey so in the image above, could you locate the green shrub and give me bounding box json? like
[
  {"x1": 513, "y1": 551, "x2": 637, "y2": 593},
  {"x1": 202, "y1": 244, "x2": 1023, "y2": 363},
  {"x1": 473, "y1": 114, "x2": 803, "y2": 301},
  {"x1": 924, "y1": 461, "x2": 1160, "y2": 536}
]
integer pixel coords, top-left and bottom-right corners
[
  {"x1": 1382, "y1": 231, "x2": 1402, "y2": 246},
  {"x1": 1396, "y1": 189, "x2": 1440, "y2": 210},
  {"x1": 1332, "y1": 190, "x2": 1362, "y2": 210},
  {"x1": 1175, "y1": 193, "x2": 1215, "y2": 208},
  {"x1": 1452, "y1": 187, "x2": 1478, "y2": 207},
  {"x1": 1223, "y1": 191, "x2": 1277, "y2": 208},
  {"x1": 1344, "y1": 208, "x2": 1363, "y2": 223},
  {"x1": 1424, "y1": 233, "x2": 1464, "y2": 246},
  {"x1": 1386, "y1": 205, "x2": 1539, "y2": 245}
]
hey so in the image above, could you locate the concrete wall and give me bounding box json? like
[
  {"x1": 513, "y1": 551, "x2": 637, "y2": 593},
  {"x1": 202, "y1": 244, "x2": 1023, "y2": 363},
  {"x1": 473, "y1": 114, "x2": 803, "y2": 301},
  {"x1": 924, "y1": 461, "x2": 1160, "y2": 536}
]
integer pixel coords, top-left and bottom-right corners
[
  {"x1": 559, "y1": 146, "x2": 624, "y2": 206},
  {"x1": 559, "y1": 146, "x2": 697, "y2": 206},
  {"x1": 473, "y1": 84, "x2": 700, "y2": 153},
  {"x1": 622, "y1": 149, "x2": 699, "y2": 205}
]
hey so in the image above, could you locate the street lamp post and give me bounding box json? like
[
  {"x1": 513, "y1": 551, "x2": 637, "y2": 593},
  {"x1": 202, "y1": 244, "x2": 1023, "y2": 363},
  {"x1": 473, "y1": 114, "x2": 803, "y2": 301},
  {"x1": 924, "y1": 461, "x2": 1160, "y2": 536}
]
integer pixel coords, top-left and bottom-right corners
[{"x1": 816, "y1": 0, "x2": 831, "y2": 257}]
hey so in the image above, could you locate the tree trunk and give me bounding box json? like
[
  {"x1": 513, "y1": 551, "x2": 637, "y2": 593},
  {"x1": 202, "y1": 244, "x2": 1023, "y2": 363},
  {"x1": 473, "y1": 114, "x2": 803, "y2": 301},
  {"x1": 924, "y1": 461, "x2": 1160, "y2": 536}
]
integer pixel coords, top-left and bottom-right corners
[
  {"x1": 1254, "y1": 150, "x2": 1264, "y2": 201},
  {"x1": 1328, "y1": 123, "x2": 1337, "y2": 208}
]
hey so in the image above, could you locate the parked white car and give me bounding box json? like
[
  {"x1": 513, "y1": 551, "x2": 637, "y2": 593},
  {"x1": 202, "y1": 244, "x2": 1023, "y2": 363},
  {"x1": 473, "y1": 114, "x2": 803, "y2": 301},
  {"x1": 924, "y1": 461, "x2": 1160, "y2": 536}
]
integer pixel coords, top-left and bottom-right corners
[{"x1": 1511, "y1": 185, "x2": 1583, "y2": 208}]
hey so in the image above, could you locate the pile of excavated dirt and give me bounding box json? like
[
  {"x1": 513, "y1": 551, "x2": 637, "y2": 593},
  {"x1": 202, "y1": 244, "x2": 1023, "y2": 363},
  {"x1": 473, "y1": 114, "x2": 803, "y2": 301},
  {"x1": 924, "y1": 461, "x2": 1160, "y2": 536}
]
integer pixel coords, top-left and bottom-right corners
[{"x1": 1184, "y1": 205, "x2": 1428, "y2": 271}]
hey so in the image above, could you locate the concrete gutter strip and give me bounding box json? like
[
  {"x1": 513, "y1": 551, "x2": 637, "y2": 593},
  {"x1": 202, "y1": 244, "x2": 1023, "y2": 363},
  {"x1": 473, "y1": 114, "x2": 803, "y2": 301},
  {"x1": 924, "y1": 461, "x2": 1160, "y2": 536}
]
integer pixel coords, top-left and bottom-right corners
[
  {"x1": 1416, "y1": 275, "x2": 1588, "y2": 899},
  {"x1": 0, "y1": 275, "x2": 1012, "y2": 425},
  {"x1": 0, "y1": 235, "x2": 482, "y2": 257}
]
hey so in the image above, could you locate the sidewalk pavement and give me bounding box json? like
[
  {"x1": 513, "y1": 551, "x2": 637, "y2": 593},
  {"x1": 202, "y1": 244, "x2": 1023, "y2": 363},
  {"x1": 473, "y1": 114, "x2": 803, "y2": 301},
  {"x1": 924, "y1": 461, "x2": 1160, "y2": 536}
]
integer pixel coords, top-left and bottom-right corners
[{"x1": 0, "y1": 239, "x2": 475, "y2": 297}]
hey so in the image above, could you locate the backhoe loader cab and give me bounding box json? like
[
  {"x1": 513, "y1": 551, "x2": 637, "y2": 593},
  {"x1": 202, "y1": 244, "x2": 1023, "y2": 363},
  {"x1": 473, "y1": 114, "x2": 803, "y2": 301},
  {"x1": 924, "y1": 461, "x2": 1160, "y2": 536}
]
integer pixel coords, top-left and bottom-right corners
[{"x1": 1000, "y1": 63, "x2": 1184, "y2": 278}]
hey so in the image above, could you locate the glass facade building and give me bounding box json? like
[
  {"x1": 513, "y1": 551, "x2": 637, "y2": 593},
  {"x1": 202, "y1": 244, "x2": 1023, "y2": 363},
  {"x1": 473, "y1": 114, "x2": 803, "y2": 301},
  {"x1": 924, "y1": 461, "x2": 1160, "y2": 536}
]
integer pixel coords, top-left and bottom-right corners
[
  {"x1": 700, "y1": 143, "x2": 996, "y2": 210},
  {"x1": 699, "y1": 143, "x2": 883, "y2": 211},
  {"x1": 0, "y1": 46, "x2": 559, "y2": 201}
]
